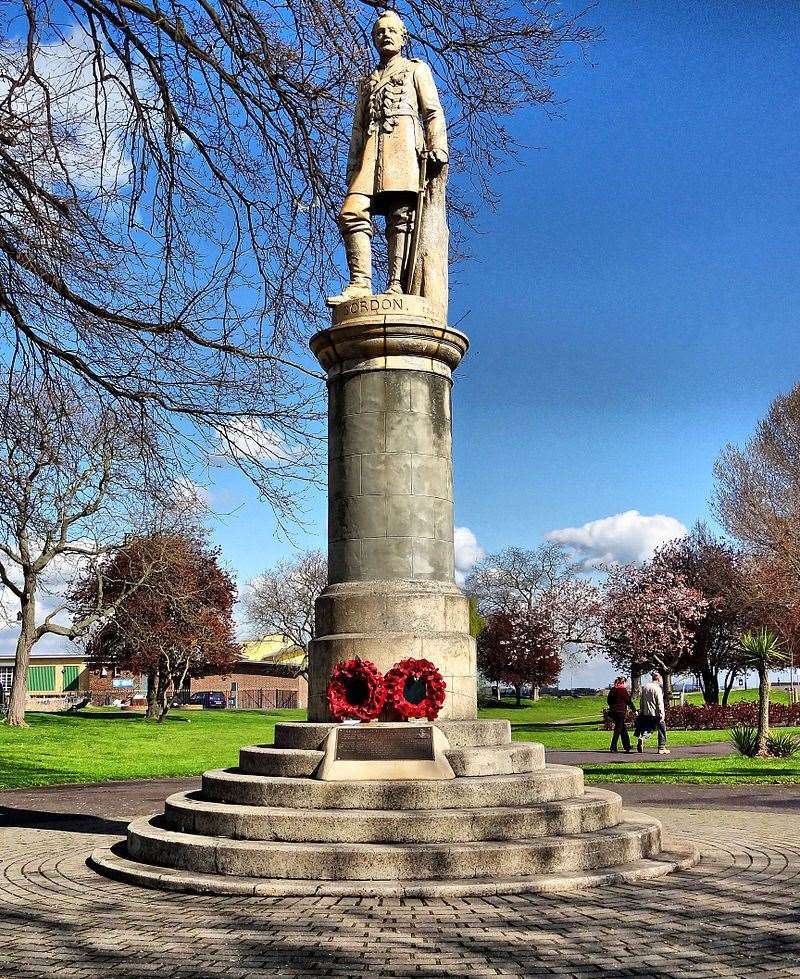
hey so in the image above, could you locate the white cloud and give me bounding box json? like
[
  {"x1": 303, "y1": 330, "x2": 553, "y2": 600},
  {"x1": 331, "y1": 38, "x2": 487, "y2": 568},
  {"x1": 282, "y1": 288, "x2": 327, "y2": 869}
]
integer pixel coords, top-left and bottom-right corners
[
  {"x1": 215, "y1": 417, "x2": 291, "y2": 463},
  {"x1": 0, "y1": 546, "x2": 92, "y2": 658},
  {"x1": 454, "y1": 526, "x2": 485, "y2": 587},
  {"x1": 0, "y1": 26, "x2": 139, "y2": 196},
  {"x1": 547, "y1": 510, "x2": 687, "y2": 568}
]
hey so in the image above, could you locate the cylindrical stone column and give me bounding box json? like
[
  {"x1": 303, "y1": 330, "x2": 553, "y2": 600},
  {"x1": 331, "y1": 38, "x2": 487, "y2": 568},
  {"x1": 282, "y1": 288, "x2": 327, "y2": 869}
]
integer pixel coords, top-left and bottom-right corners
[{"x1": 308, "y1": 294, "x2": 476, "y2": 721}]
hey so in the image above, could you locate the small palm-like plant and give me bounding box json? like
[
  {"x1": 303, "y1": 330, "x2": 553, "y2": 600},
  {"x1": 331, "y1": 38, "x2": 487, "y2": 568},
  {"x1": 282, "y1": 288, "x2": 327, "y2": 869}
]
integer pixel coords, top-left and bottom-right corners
[
  {"x1": 730, "y1": 725, "x2": 759, "y2": 757},
  {"x1": 766, "y1": 731, "x2": 800, "y2": 758},
  {"x1": 737, "y1": 629, "x2": 789, "y2": 756}
]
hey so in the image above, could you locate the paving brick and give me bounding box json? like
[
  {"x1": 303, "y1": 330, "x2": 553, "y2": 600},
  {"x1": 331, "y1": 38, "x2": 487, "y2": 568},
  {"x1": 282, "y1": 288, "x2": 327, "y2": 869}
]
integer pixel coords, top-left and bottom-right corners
[{"x1": 0, "y1": 787, "x2": 799, "y2": 977}]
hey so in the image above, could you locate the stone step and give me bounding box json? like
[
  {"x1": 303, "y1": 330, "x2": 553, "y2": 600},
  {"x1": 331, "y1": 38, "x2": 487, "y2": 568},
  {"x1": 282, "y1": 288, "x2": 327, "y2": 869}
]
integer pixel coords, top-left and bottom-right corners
[
  {"x1": 125, "y1": 812, "x2": 662, "y2": 881},
  {"x1": 273, "y1": 719, "x2": 512, "y2": 751},
  {"x1": 201, "y1": 764, "x2": 584, "y2": 810},
  {"x1": 239, "y1": 746, "x2": 323, "y2": 778},
  {"x1": 163, "y1": 787, "x2": 622, "y2": 843},
  {"x1": 446, "y1": 742, "x2": 544, "y2": 776},
  {"x1": 237, "y1": 741, "x2": 544, "y2": 779},
  {"x1": 90, "y1": 840, "x2": 700, "y2": 898}
]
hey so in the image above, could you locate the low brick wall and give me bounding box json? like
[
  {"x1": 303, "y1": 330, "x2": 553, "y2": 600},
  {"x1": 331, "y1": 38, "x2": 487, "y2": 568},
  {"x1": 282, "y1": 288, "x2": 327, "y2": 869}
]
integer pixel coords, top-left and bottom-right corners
[{"x1": 25, "y1": 693, "x2": 85, "y2": 713}]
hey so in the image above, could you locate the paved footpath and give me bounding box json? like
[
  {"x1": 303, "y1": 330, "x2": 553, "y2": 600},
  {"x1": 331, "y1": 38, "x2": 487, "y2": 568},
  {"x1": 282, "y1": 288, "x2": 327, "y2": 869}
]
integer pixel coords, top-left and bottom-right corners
[
  {"x1": 1, "y1": 778, "x2": 799, "y2": 979},
  {"x1": 547, "y1": 742, "x2": 734, "y2": 765}
]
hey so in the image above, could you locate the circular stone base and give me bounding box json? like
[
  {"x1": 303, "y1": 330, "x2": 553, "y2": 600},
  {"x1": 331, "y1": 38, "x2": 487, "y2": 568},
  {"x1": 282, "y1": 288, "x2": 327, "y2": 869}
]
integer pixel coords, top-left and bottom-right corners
[{"x1": 89, "y1": 841, "x2": 699, "y2": 898}]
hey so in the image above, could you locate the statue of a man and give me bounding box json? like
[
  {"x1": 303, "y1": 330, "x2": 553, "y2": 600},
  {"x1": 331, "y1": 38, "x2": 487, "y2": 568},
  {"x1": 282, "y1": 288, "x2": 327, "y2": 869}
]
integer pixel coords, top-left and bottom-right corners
[{"x1": 328, "y1": 10, "x2": 449, "y2": 308}]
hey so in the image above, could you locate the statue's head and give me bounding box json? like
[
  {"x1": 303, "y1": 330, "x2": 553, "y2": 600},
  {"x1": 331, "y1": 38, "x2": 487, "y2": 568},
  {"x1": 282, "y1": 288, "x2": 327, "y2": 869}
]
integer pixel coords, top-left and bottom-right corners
[{"x1": 371, "y1": 9, "x2": 407, "y2": 58}]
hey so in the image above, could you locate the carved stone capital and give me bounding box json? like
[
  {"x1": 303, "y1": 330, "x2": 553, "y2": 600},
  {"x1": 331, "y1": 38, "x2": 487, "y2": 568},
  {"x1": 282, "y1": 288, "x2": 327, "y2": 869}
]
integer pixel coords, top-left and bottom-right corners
[{"x1": 310, "y1": 294, "x2": 469, "y2": 379}]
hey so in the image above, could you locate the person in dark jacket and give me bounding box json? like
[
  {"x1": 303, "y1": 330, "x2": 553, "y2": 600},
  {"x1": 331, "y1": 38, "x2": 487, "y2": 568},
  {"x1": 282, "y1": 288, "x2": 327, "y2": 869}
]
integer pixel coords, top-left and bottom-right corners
[{"x1": 606, "y1": 677, "x2": 635, "y2": 753}]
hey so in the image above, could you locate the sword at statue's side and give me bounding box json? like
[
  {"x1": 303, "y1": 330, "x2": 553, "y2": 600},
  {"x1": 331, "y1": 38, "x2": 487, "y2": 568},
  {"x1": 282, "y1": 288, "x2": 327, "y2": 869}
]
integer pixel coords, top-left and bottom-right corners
[{"x1": 402, "y1": 152, "x2": 428, "y2": 293}]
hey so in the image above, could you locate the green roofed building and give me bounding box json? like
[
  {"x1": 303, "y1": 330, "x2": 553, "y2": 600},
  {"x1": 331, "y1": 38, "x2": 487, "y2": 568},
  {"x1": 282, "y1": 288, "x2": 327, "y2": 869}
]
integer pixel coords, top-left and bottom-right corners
[{"x1": 0, "y1": 650, "x2": 90, "y2": 712}]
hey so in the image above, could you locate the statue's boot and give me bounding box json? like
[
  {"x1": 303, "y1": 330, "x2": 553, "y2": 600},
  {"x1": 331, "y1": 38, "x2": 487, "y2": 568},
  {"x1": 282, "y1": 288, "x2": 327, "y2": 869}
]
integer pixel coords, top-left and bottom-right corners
[
  {"x1": 385, "y1": 229, "x2": 409, "y2": 295},
  {"x1": 327, "y1": 232, "x2": 372, "y2": 305},
  {"x1": 386, "y1": 206, "x2": 413, "y2": 294}
]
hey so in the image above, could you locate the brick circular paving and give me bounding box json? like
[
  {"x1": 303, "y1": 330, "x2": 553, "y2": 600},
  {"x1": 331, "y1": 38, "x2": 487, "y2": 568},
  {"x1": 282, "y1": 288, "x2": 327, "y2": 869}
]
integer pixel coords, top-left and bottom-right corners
[{"x1": 1, "y1": 781, "x2": 799, "y2": 977}]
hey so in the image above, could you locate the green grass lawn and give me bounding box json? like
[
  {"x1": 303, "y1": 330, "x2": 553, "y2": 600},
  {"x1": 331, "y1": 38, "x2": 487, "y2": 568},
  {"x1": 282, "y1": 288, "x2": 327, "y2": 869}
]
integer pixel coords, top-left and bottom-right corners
[
  {"x1": 0, "y1": 690, "x2": 797, "y2": 789},
  {"x1": 0, "y1": 708, "x2": 304, "y2": 789}
]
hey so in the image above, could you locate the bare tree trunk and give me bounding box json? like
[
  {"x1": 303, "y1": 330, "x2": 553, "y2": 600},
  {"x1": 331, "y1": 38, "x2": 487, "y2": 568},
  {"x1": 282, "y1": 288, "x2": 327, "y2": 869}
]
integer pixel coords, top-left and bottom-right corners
[
  {"x1": 531, "y1": 685, "x2": 540, "y2": 702},
  {"x1": 631, "y1": 667, "x2": 643, "y2": 698},
  {"x1": 155, "y1": 670, "x2": 170, "y2": 723},
  {"x1": 721, "y1": 669, "x2": 738, "y2": 706},
  {"x1": 5, "y1": 585, "x2": 36, "y2": 727},
  {"x1": 700, "y1": 667, "x2": 720, "y2": 705},
  {"x1": 513, "y1": 683, "x2": 522, "y2": 707},
  {"x1": 756, "y1": 666, "x2": 770, "y2": 756},
  {"x1": 145, "y1": 667, "x2": 159, "y2": 720},
  {"x1": 663, "y1": 671, "x2": 673, "y2": 703}
]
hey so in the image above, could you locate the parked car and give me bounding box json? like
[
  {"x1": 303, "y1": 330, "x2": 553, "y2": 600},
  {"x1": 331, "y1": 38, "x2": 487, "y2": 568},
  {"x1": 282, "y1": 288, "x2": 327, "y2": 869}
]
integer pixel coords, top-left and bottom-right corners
[{"x1": 188, "y1": 691, "x2": 226, "y2": 709}]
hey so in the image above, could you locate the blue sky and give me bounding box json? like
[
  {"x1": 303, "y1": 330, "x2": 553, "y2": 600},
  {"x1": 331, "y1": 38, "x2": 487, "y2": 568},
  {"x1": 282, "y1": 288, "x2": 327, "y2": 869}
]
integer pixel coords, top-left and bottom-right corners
[
  {"x1": 6, "y1": 2, "x2": 800, "y2": 685},
  {"x1": 211, "y1": 2, "x2": 800, "y2": 659}
]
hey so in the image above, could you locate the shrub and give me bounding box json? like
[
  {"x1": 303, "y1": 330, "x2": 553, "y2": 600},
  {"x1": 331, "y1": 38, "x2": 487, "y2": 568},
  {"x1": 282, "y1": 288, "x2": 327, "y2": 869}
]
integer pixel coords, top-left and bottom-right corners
[
  {"x1": 665, "y1": 702, "x2": 800, "y2": 730},
  {"x1": 730, "y1": 725, "x2": 759, "y2": 757},
  {"x1": 766, "y1": 731, "x2": 800, "y2": 758},
  {"x1": 602, "y1": 701, "x2": 800, "y2": 730}
]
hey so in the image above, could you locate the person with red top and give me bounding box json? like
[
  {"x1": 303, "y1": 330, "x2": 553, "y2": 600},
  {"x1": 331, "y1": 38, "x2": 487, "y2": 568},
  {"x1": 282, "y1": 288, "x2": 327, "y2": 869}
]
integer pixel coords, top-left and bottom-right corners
[{"x1": 606, "y1": 676, "x2": 636, "y2": 753}]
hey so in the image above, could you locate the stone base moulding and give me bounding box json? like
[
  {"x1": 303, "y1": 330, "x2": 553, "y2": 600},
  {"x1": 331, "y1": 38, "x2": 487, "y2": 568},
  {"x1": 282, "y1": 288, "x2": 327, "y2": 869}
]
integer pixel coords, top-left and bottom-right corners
[{"x1": 308, "y1": 581, "x2": 477, "y2": 723}]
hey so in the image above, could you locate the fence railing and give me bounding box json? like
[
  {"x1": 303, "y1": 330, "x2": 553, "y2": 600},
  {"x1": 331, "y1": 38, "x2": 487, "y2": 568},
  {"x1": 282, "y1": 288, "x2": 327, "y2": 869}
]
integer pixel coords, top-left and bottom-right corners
[{"x1": 236, "y1": 688, "x2": 298, "y2": 710}]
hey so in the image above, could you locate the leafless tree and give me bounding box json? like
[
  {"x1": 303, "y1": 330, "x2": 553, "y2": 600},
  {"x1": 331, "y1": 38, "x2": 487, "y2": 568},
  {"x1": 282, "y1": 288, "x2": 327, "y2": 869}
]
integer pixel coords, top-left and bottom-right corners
[
  {"x1": 714, "y1": 383, "x2": 800, "y2": 591},
  {"x1": 0, "y1": 369, "x2": 187, "y2": 726},
  {"x1": 243, "y1": 548, "x2": 327, "y2": 673},
  {"x1": 466, "y1": 543, "x2": 602, "y2": 691},
  {"x1": 1, "y1": 1, "x2": 597, "y2": 514},
  {"x1": 466, "y1": 544, "x2": 580, "y2": 614}
]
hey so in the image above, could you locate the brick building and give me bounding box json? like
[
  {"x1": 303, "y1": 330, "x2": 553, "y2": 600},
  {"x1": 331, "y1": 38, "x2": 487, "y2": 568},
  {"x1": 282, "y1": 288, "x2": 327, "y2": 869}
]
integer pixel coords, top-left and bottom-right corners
[
  {"x1": 87, "y1": 667, "x2": 148, "y2": 706},
  {"x1": 0, "y1": 634, "x2": 308, "y2": 713},
  {"x1": 191, "y1": 661, "x2": 307, "y2": 710}
]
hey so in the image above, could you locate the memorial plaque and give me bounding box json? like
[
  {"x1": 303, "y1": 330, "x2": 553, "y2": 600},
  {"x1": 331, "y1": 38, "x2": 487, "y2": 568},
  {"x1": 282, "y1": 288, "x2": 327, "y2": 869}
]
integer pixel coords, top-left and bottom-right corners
[
  {"x1": 316, "y1": 722, "x2": 455, "y2": 781},
  {"x1": 335, "y1": 725, "x2": 434, "y2": 762}
]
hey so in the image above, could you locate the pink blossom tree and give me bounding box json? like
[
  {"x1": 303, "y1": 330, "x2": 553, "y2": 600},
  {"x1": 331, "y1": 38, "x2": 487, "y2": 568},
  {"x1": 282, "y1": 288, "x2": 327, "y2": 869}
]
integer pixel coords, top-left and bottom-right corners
[
  {"x1": 603, "y1": 562, "x2": 708, "y2": 699},
  {"x1": 466, "y1": 544, "x2": 603, "y2": 695}
]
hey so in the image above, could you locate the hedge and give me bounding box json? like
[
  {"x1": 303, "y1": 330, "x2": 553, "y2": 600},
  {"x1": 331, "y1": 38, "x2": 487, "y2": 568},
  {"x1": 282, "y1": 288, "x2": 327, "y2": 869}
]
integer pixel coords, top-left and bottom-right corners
[{"x1": 603, "y1": 702, "x2": 800, "y2": 731}]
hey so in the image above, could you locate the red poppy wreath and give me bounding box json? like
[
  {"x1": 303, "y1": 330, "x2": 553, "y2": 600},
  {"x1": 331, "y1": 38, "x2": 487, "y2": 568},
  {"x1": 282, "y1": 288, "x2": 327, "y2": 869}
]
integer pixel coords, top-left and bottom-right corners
[
  {"x1": 326, "y1": 658, "x2": 386, "y2": 722},
  {"x1": 384, "y1": 657, "x2": 446, "y2": 721}
]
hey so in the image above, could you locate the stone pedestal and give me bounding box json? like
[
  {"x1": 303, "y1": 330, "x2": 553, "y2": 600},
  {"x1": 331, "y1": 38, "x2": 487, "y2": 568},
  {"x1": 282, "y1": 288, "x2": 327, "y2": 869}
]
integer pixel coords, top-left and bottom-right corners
[{"x1": 307, "y1": 294, "x2": 476, "y2": 720}]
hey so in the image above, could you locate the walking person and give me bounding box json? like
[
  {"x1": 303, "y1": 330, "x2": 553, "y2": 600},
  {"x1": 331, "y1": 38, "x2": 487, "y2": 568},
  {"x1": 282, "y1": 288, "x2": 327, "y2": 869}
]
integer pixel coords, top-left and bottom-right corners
[
  {"x1": 606, "y1": 676, "x2": 635, "y2": 753},
  {"x1": 636, "y1": 671, "x2": 670, "y2": 754}
]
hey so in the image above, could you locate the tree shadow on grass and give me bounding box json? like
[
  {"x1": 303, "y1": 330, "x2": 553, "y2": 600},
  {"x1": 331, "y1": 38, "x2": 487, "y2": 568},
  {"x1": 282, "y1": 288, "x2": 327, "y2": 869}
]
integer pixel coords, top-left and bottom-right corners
[
  {"x1": 62, "y1": 711, "x2": 191, "y2": 723},
  {"x1": 0, "y1": 756, "x2": 87, "y2": 790},
  {"x1": 511, "y1": 721, "x2": 601, "y2": 733},
  {"x1": 582, "y1": 764, "x2": 799, "y2": 779}
]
